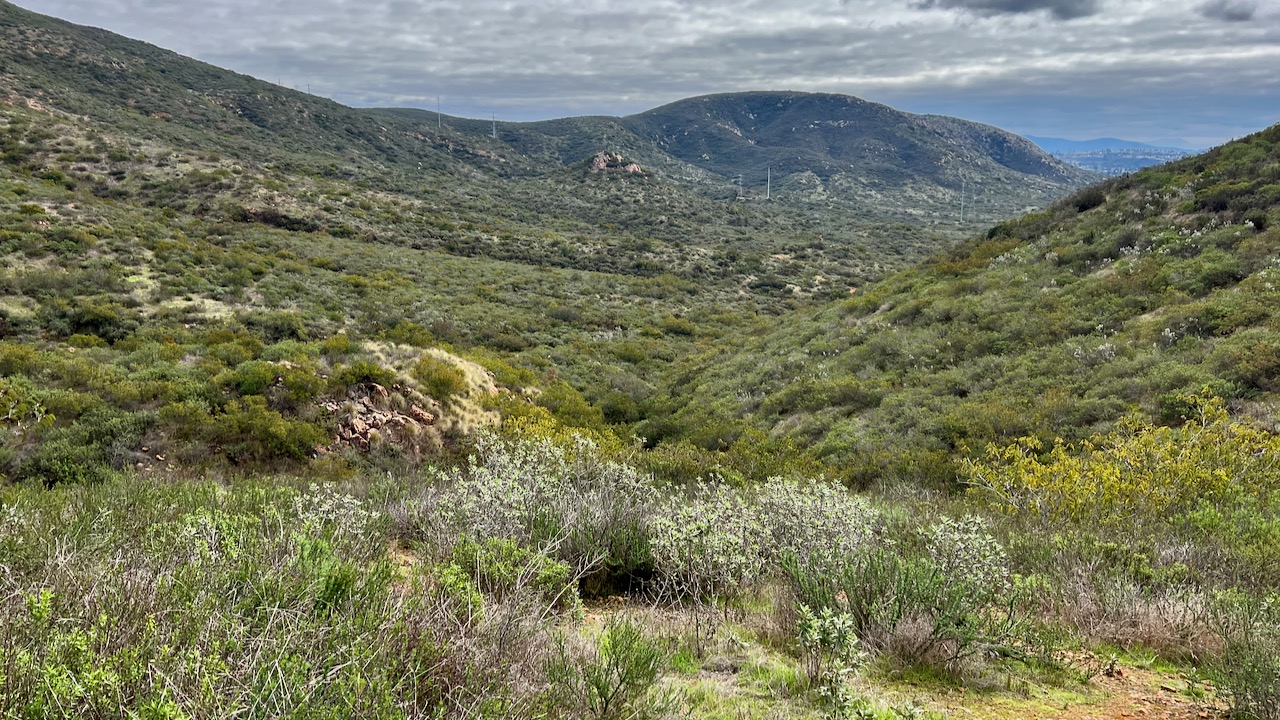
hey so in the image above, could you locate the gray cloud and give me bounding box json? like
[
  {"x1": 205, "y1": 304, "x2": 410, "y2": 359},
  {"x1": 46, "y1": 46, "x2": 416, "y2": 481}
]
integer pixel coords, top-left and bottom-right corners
[
  {"x1": 1197, "y1": 0, "x2": 1258, "y2": 21},
  {"x1": 913, "y1": 0, "x2": 1099, "y2": 20},
  {"x1": 13, "y1": 0, "x2": 1280, "y2": 147}
]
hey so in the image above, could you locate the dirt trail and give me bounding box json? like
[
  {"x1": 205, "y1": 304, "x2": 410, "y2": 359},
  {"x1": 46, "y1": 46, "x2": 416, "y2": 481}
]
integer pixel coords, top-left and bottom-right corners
[{"x1": 928, "y1": 663, "x2": 1226, "y2": 720}]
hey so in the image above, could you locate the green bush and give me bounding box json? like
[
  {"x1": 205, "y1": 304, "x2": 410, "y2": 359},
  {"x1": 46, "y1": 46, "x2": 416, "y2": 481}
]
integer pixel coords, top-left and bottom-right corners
[
  {"x1": 430, "y1": 562, "x2": 485, "y2": 623},
  {"x1": 1211, "y1": 591, "x2": 1280, "y2": 720},
  {"x1": 650, "y1": 482, "x2": 763, "y2": 603},
  {"x1": 414, "y1": 433, "x2": 656, "y2": 597},
  {"x1": 797, "y1": 603, "x2": 866, "y2": 714},
  {"x1": 413, "y1": 354, "x2": 467, "y2": 402},
  {"x1": 14, "y1": 407, "x2": 150, "y2": 486},
  {"x1": 786, "y1": 517, "x2": 1038, "y2": 673},
  {"x1": 451, "y1": 536, "x2": 580, "y2": 612},
  {"x1": 212, "y1": 396, "x2": 327, "y2": 462},
  {"x1": 331, "y1": 360, "x2": 396, "y2": 391},
  {"x1": 544, "y1": 616, "x2": 669, "y2": 720},
  {"x1": 225, "y1": 359, "x2": 278, "y2": 396},
  {"x1": 16, "y1": 435, "x2": 116, "y2": 486}
]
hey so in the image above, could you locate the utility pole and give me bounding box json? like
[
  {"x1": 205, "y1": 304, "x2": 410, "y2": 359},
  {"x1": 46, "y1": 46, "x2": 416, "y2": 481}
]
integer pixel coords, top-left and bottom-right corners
[
  {"x1": 436, "y1": 96, "x2": 442, "y2": 131},
  {"x1": 767, "y1": 166, "x2": 771, "y2": 200},
  {"x1": 491, "y1": 113, "x2": 497, "y2": 140}
]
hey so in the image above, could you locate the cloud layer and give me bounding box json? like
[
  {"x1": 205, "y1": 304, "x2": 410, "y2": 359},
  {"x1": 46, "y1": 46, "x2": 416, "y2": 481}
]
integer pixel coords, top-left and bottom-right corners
[
  {"x1": 1198, "y1": 0, "x2": 1259, "y2": 21},
  {"x1": 15, "y1": 0, "x2": 1280, "y2": 147},
  {"x1": 914, "y1": 0, "x2": 1100, "y2": 20}
]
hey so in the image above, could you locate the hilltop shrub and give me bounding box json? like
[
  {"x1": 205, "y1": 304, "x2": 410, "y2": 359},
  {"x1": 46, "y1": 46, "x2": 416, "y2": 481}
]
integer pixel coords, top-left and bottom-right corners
[
  {"x1": 413, "y1": 354, "x2": 467, "y2": 402},
  {"x1": 330, "y1": 359, "x2": 396, "y2": 392},
  {"x1": 1068, "y1": 186, "x2": 1107, "y2": 213}
]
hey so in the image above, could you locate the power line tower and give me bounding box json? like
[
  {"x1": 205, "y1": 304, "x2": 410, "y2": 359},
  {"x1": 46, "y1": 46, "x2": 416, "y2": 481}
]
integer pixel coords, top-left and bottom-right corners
[{"x1": 491, "y1": 113, "x2": 497, "y2": 140}]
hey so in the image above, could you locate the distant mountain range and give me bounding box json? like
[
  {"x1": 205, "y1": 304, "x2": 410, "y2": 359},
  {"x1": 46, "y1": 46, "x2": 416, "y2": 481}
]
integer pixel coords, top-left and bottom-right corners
[
  {"x1": 1026, "y1": 136, "x2": 1192, "y2": 154},
  {"x1": 1027, "y1": 136, "x2": 1193, "y2": 175},
  {"x1": 386, "y1": 91, "x2": 1097, "y2": 223}
]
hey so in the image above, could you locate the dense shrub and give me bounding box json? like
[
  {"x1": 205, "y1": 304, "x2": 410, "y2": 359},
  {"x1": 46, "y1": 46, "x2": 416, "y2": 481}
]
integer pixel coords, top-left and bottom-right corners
[
  {"x1": 452, "y1": 536, "x2": 581, "y2": 612},
  {"x1": 962, "y1": 398, "x2": 1280, "y2": 532},
  {"x1": 405, "y1": 433, "x2": 657, "y2": 595},
  {"x1": 649, "y1": 482, "x2": 764, "y2": 604},
  {"x1": 1211, "y1": 591, "x2": 1280, "y2": 720},
  {"x1": 330, "y1": 359, "x2": 397, "y2": 391},
  {"x1": 413, "y1": 354, "x2": 468, "y2": 402},
  {"x1": 0, "y1": 480, "x2": 556, "y2": 718},
  {"x1": 786, "y1": 517, "x2": 1036, "y2": 672},
  {"x1": 544, "y1": 616, "x2": 669, "y2": 720},
  {"x1": 212, "y1": 396, "x2": 327, "y2": 462}
]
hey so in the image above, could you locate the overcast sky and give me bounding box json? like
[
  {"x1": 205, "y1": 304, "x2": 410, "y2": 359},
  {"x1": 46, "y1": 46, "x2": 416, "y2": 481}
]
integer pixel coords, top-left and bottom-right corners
[{"x1": 16, "y1": 0, "x2": 1280, "y2": 147}]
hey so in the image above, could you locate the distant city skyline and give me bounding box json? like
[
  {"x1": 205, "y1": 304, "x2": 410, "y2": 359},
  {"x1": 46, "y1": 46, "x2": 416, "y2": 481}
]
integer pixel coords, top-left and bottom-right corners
[{"x1": 14, "y1": 0, "x2": 1279, "y2": 148}]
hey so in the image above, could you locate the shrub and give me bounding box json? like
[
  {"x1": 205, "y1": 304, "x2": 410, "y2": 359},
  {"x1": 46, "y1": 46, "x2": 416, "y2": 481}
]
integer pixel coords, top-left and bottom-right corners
[
  {"x1": 212, "y1": 396, "x2": 327, "y2": 462},
  {"x1": 330, "y1": 359, "x2": 396, "y2": 391},
  {"x1": 225, "y1": 359, "x2": 278, "y2": 396},
  {"x1": 16, "y1": 435, "x2": 116, "y2": 486},
  {"x1": 0, "y1": 478, "x2": 556, "y2": 717},
  {"x1": 1211, "y1": 591, "x2": 1280, "y2": 720},
  {"x1": 382, "y1": 321, "x2": 436, "y2": 348},
  {"x1": 1068, "y1": 186, "x2": 1107, "y2": 213},
  {"x1": 452, "y1": 536, "x2": 580, "y2": 612},
  {"x1": 786, "y1": 517, "x2": 1034, "y2": 674},
  {"x1": 796, "y1": 603, "x2": 866, "y2": 698},
  {"x1": 649, "y1": 482, "x2": 764, "y2": 604},
  {"x1": 413, "y1": 354, "x2": 467, "y2": 402},
  {"x1": 413, "y1": 433, "x2": 657, "y2": 595},
  {"x1": 962, "y1": 397, "x2": 1280, "y2": 532},
  {"x1": 243, "y1": 310, "x2": 308, "y2": 343},
  {"x1": 276, "y1": 364, "x2": 328, "y2": 407},
  {"x1": 537, "y1": 381, "x2": 606, "y2": 430},
  {"x1": 753, "y1": 476, "x2": 876, "y2": 575},
  {"x1": 544, "y1": 616, "x2": 669, "y2": 720},
  {"x1": 319, "y1": 333, "x2": 355, "y2": 356},
  {"x1": 14, "y1": 407, "x2": 150, "y2": 486},
  {"x1": 430, "y1": 562, "x2": 485, "y2": 623}
]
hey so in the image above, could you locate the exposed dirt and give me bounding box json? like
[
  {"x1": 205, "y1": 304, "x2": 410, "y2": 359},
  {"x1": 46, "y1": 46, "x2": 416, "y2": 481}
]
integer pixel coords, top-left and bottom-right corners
[{"x1": 919, "y1": 660, "x2": 1227, "y2": 720}]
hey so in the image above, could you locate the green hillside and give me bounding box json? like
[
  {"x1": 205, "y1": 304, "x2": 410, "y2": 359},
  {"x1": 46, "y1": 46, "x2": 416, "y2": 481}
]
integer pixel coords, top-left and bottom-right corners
[
  {"x1": 623, "y1": 92, "x2": 1093, "y2": 222},
  {"x1": 0, "y1": 0, "x2": 1106, "y2": 480},
  {"x1": 650, "y1": 123, "x2": 1280, "y2": 485}
]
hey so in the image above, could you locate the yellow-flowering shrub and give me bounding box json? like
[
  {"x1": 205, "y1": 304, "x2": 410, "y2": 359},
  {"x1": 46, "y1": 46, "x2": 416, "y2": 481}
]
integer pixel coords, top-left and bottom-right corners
[{"x1": 962, "y1": 396, "x2": 1280, "y2": 528}]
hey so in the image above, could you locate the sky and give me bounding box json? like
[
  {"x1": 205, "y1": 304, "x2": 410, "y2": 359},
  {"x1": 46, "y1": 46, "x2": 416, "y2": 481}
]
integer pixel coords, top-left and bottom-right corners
[{"x1": 15, "y1": 0, "x2": 1280, "y2": 148}]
